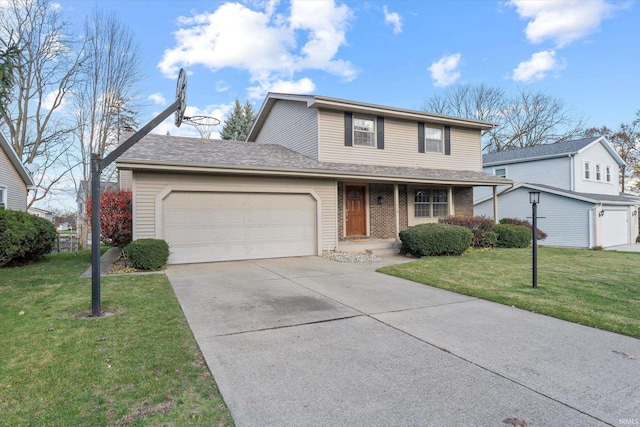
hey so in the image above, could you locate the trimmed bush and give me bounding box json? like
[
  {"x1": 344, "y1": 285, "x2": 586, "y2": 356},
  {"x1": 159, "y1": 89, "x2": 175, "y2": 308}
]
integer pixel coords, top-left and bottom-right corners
[
  {"x1": 123, "y1": 238, "x2": 170, "y2": 270},
  {"x1": 500, "y1": 217, "x2": 547, "y2": 240},
  {"x1": 493, "y1": 224, "x2": 531, "y2": 248},
  {"x1": 399, "y1": 223, "x2": 472, "y2": 257},
  {"x1": 439, "y1": 215, "x2": 497, "y2": 248},
  {"x1": 0, "y1": 208, "x2": 57, "y2": 267}
]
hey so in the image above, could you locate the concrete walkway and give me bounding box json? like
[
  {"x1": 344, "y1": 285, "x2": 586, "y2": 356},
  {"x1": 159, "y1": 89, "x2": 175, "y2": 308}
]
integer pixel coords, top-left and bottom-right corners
[
  {"x1": 606, "y1": 243, "x2": 640, "y2": 252},
  {"x1": 165, "y1": 256, "x2": 639, "y2": 426}
]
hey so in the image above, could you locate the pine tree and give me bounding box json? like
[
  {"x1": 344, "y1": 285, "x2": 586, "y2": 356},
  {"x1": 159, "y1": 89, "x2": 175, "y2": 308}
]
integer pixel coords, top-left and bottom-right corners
[{"x1": 220, "y1": 98, "x2": 256, "y2": 141}]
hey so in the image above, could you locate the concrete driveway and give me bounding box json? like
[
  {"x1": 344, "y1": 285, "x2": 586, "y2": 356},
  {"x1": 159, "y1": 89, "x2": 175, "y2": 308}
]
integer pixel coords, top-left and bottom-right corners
[{"x1": 166, "y1": 256, "x2": 639, "y2": 426}]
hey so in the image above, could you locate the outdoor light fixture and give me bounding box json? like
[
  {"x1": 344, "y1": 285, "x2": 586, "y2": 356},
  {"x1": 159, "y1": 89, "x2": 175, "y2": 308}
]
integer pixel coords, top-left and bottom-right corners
[
  {"x1": 529, "y1": 191, "x2": 540, "y2": 289},
  {"x1": 377, "y1": 196, "x2": 385, "y2": 205},
  {"x1": 599, "y1": 210, "x2": 605, "y2": 217},
  {"x1": 633, "y1": 210, "x2": 638, "y2": 217}
]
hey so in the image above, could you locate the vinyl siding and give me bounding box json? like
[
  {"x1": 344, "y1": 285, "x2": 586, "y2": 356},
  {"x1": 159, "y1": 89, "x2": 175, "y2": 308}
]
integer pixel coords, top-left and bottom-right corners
[
  {"x1": 119, "y1": 169, "x2": 133, "y2": 190},
  {"x1": 474, "y1": 156, "x2": 570, "y2": 201},
  {"x1": 474, "y1": 187, "x2": 593, "y2": 248},
  {"x1": 318, "y1": 109, "x2": 482, "y2": 170},
  {"x1": 254, "y1": 100, "x2": 319, "y2": 159},
  {"x1": 0, "y1": 147, "x2": 28, "y2": 211},
  {"x1": 132, "y1": 172, "x2": 337, "y2": 252},
  {"x1": 574, "y1": 142, "x2": 620, "y2": 195}
]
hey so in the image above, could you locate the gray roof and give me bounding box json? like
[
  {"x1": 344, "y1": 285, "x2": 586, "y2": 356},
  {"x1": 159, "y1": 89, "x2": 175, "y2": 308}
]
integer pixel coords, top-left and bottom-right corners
[
  {"x1": 530, "y1": 183, "x2": 639, "y2": 204},
  {"x1": 118, "y1": 134, "x2": 508, "y2": 185},
  {"x1": 483, "y1": 137, "x2": 600, "y2": 165}
]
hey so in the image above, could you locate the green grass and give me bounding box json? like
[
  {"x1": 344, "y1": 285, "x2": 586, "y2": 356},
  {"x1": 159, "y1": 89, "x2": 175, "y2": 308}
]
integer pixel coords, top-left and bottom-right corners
[
  {"x1": 0, "y1": 251, "x2": 233, "y2": 426},
  {"x1": 379, "y1": 247, "x2": 640, "y2": 339}
]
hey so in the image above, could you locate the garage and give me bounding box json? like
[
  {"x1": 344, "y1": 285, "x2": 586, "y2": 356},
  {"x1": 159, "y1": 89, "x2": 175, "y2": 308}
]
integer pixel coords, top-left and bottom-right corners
[
  {"x1": 163, "y1": 191, "x2": 317, "y2": 264},
  {"x1": 601, "y1": 209, "x2": 628, "y2": 247}
]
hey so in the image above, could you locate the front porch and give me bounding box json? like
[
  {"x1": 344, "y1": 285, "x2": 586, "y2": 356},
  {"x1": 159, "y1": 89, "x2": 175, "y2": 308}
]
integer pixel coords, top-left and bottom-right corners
[{"x1": 337, "y1": 238, "x2": 402, "y2": 256}]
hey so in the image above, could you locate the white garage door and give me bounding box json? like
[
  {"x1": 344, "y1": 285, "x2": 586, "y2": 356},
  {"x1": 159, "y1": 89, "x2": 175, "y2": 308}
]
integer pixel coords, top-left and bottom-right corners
[
  {"x1": 164, "y1": 192, "x2": 316, "y2": 264},
  {"x1": 602, "y1": 210, "x2": 628, "y2": 247}
]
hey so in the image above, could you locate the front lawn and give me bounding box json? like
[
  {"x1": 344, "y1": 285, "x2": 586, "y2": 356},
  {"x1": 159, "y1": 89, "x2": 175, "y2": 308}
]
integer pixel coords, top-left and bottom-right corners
[
  {"x1": 379, "y1": 247, "x2": 640, "y2": 339},
  {"x1": 0, "y1": 251, "x2": 233, "y2": 426}
]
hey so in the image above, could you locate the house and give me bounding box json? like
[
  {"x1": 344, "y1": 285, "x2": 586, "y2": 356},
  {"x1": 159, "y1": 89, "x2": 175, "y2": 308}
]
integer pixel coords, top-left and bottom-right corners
[
  {"x1": 0, "y1": 131, "x2": 34, "y2": 211},
  {"x1": 28, "y1": 206, "x2": 53, "y2": 222},
  {"x1": 115, "y1": 93, "x2": 509, "y2": 264},
  {"x1": 474, "y1": 137, "x2": 640, "y2": 248}
]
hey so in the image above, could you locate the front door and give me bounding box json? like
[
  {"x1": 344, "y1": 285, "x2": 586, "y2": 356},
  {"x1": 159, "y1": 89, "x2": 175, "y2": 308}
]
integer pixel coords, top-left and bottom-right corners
[{"x1": 346, "y1": 185, "x2": 366, "y2": 236}]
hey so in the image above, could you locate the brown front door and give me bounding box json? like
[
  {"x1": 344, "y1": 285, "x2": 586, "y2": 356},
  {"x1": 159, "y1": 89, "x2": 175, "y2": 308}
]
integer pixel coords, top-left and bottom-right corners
[{"x1": 346, "y1": 185, "x2": 366, "y2": 236}]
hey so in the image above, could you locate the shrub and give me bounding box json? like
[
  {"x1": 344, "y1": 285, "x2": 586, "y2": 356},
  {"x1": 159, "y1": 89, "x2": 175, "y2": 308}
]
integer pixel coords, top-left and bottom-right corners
[
  {"x1": 0, "y1": 209, "x2": 56, "y2": 267},
  {"x1": 123, "y1": 239, "x2": 170, "y2": 270},
  {"x1": 439, "y1": 215, "x2": 497, "y2": 248},
  {"x1": 493, "y1": 224, "x2": 531, "y2": 248},
  {"x1": 399, "y1": 223, "x2": 472, "y2": 257},
  {"x1": 87, "y1": 190, "x2": 132, "y2": 247},
  {"x1": 499, "y1": 218, "x2": 547, "y2": 240}
]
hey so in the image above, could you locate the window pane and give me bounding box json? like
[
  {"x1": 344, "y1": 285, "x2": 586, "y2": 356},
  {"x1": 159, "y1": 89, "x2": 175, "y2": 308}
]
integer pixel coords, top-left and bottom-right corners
[
  {"x1": 432, "y1": 190, "x2": 448, "y2": 203},
  {"x1": 425, "y1": 139, "x2": 443, "y2": 153},
  {"x1": 414, "y1": 189, "x2": 430, "y2": 217},
  {"x1": 353, "y1": 117, "x2": 375, "y2": 147},
  {"x1": 353, "y1": 118, "x2": 374, "y2": 132},
  {"x1": 432, "y1": 204, "x2": 448, "y2": 217},
  {"x1": 495, "y1": 168, "x2": 506, "y2": 178},
  {"x1": 354, "y1": 132, "x2": 375, "y2": 146},
  {"x1": 414, "y1": 190, "x2": 430, "y2": 203},
  {"x1": 424, "y1": 127, "x2": 441, "y2": 140},
  {"x1": 415, "y1": 204, "x2": 430, "y2": 217}
]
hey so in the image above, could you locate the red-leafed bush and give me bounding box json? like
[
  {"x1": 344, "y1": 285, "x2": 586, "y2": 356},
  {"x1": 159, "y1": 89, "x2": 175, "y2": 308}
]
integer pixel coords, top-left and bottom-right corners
[
  {"x1": 439, "y1": 215, "x2": 498, "y2": 248},
  {"x1": 87, "y1": 190, "x2": 132, "y2": 247},
  {"x1": 500, "y1": 218, "x2": 547, "y2": 240}
]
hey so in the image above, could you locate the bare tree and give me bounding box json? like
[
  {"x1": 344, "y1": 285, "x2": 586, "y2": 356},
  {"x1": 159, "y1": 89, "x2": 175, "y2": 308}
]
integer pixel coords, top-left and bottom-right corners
[
  {"x1": 424, "y1": 84, "x2": 585, "y2": 152},
  {"x1": 71, "y1": 8, "x2": 143, "y2": 248},
  {"x1": 0, "y1": 0, "x2": 85, "y2": 207},
  {"x1": 584, "y1": 110, "x2": 640, "y2": 193}
]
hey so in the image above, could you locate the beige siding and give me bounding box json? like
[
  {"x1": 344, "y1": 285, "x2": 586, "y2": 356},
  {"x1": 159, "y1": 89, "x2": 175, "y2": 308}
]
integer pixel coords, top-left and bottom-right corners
[
  {"x1": 0, "y1": 147, "x2": 28, "y2": 211},
  {"x1": 318, "y1": 109, "x2": 483, "y2": 171},
  {"x1": 255, "y1": 100, "x2": 319, "y2": 159},
  {"x1": 119, "y1": 169, "x2": 133, "y2": 190},
  {"x1": 133, "y1": 172, "x2": 337, "y2": 252}
]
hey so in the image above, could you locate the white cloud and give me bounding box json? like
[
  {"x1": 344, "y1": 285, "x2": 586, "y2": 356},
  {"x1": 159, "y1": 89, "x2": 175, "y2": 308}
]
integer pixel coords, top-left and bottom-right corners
[
  {"x1": 215, "y1": 80, "x2": 229, "y2": 92},
  {"x1": 158, "y1": 1, "x2": 355, "y2": 99},
  {"x1": 42, "y1": 89, "x2": 67, "y2": 111},
  {"x1": 148, "y1": 93, "x2": 166, "y2": 105},
  {"x1": 151, "y1": 102, "x2": 235, "y2": 140},
  {"x1": 383, "y1": 5, "x2": 403, "y2": 35},
  {"x1": 428, "y1": 53, "x2": 462, "y2": 87},
  {"x1": 509, "y1": 0, "x2": 615, "y2": 47},
  {"x1": 512, "y1": 50, "x2": 565, "y2": 82},
  {"x1": 247, "y1": 77, "x2": 315, "y2": 99}
]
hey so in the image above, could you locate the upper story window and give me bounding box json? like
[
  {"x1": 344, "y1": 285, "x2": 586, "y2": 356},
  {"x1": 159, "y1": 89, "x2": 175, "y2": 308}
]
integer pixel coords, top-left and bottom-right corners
[
  {"x1": 414, "y1": 188, "x2": 448, "y2": 218},
  {"x1": 595, "y1": 163, "x2": 602, "y2": 181},
  {"x1": 606, "y1": 166, "x2": 612, "y2": 183},
  {"x1": 424, "y1": 125, "x2": 443, "y2": 153},
  {"x1": 584, "y1": 161, "x2": 591, "y2": 180},
  {"x1": 353, "y1": 116, "x2": 376, "y2": 147},
  {"x1": 0, "y1": 186, "x2": 6, "y2": 209},
  {"x1": 494, "y1": 168, "x2": 506, "y2": 178}
]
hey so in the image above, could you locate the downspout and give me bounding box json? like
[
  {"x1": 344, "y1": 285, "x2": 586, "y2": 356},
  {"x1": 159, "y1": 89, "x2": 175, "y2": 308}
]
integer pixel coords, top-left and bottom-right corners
[
  {"x1": 588, "y1": 206, "x2": 595, "y2": 248},
  {"x1": 569, "y1": 154, "x2": 575, "y2": 191}
]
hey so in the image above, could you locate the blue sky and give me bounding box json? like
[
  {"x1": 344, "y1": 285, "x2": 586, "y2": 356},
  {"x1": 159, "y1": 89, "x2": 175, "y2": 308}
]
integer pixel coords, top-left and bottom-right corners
[{"x1": 60, "y1": 0, "x2": 639, "y2": 139}]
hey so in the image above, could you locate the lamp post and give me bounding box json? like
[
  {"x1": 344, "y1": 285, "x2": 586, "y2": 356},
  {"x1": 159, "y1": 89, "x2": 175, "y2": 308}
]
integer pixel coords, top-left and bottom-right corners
[{"x1": 529, "y1": 191, "x2": 540, "y2": 289}]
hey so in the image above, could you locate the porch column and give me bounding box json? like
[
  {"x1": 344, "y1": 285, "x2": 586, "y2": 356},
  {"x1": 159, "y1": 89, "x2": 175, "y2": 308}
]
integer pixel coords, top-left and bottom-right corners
[
  {"x1": 394, "y1": 184, "x2": 400, "y2": 242},
  {"x1": 493, "y1": 186, "x2": 499, "y2": 224}
]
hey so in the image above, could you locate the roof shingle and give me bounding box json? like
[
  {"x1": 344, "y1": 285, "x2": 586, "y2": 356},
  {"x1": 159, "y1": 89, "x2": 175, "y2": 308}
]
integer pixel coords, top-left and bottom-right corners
[{"x1": 483, "y1": 137, "x2": 599, "y2": 165}]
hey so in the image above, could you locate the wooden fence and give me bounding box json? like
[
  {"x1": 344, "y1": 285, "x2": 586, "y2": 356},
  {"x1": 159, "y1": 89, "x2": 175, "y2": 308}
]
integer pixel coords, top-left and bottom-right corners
[{"x1": 53, "y1": 234, "x2": 79, "y2": 253}]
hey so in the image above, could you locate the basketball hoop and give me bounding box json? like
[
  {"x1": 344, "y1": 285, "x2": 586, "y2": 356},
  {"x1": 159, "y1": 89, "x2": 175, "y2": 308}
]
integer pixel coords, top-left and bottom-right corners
[
  {"x1": 174, "y1": 69, "x2": 187, "y2": 127},
  {"x1": 183, "y1": 115, "x2": 221, "y2": 141}
]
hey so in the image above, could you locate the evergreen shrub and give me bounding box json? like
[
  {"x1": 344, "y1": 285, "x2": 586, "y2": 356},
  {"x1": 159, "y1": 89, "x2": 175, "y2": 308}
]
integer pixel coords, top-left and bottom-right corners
[{"x1": 399, "y1": 223, "x2": 472, "y2": 257}]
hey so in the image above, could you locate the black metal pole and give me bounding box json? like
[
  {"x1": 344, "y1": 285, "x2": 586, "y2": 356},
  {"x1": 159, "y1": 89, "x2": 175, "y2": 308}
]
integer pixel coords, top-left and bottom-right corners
[
  {"x1": 532, "y1": 201, "x2": 538, "y2": 289},
  {"x1": 91, "y1": 154, "x2": 102, "y2": 316}
]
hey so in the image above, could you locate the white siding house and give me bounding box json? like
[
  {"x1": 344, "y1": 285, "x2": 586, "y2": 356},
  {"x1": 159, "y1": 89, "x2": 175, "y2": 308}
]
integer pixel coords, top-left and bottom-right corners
[{"x1": 474, "y1": 137, "x2": 639, "y2": 248}]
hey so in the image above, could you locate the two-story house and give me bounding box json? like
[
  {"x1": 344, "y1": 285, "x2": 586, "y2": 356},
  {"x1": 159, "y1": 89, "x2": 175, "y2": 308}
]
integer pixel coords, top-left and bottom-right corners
[
  {"x1": 116, "y1": 93, "x2": 509, "y2": 264},
  {"x1": 474, "y1": 137, "x2": 640, "y2": 248},
  {"x1": 0, "y1": 131, "x2": 34, "y2": 211}
]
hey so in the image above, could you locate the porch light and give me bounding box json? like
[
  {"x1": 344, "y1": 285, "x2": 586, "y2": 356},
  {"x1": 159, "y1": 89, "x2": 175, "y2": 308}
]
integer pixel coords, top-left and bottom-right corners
[
  {"x1": 377, "y1": 196, "x2": 385, "y2": 205},
  {"x1": 599, "y1": 210, "x2": 605, "y2": 217},
  {"x1": 633, "y1": 210, "x2": 638, "y2": 217},
  {"x1": 529, "y1": 191, "x2": 540, "y2": 289}
]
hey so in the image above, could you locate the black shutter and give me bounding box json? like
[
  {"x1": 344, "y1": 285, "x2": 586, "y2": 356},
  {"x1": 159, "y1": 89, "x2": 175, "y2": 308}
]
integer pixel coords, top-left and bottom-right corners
[
  {"x1": 444, "y1": 125, "x2": 451, "y2": 155},
  {"x1": 344, "y1": 112, "x2": 353, "y2": 146},
  {"x1": 376, "y1": 117, "x2": 384, "y2": 149},
  {"x1": 418, "y1": 123, "x2": 425, "y2": 153}
]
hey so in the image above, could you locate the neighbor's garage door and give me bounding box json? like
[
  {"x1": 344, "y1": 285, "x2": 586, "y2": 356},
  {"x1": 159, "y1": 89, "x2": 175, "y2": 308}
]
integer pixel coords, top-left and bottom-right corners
[
  {"x1": 602, "y1": 210, "x2": 628, "y2": 247},
  {"x1": 163, "y1": 192, "x2": 316, "y2": 264}
]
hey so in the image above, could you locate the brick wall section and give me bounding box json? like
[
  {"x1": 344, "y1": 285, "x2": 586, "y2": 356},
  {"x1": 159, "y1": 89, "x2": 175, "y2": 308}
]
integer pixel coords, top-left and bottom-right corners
[
  {"x1": 337, "y1": 182, "x2": 344, "y2": 239},
  {"x1": 399, "y1": 185, "x2": 408, "y2": 231},
  {"x1": 454, "y1": 187, "x2": 473, "y2": 217},
  {"x1": 369, "y1": 184, "x2": 396, "y2": 238}
]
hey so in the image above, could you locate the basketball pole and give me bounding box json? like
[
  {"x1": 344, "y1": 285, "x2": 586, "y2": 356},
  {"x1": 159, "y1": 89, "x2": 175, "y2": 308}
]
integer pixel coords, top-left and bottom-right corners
[{"x1": 90, "y1": 70, "x2": 186, "y2": 317}]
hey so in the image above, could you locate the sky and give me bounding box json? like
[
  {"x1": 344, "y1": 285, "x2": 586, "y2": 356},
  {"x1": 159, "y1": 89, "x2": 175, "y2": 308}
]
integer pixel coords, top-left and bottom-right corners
[{"x1": 35, "y1": 0, "x2": 640, "y2": 209}]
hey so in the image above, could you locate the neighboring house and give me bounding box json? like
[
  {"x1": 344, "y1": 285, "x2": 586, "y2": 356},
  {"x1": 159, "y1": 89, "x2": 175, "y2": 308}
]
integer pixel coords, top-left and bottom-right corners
[
  {"x1": 0, "y1": 131, "x2": 35, "y2": 211},
  {"x1": 116, "y1": 93, "x2": 509, "y2": 265},
  {"x1": 474, "y1": 137, "x2": 640, "y2": 248},
  {"x1": 28, "y1": 206, "x2": 53, "y2": 222}
]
